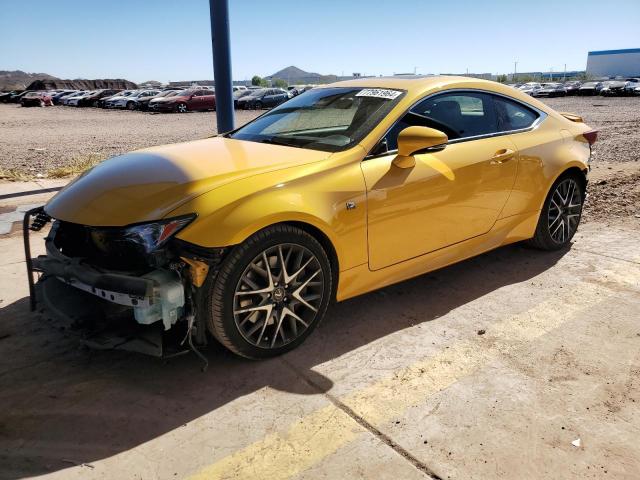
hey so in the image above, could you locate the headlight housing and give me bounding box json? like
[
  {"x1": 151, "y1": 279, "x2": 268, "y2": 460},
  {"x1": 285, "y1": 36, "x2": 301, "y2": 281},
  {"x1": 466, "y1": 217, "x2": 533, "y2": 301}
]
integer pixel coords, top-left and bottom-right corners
[
  {"x1": 118, "y1": 215, "x2": 196, "y2": 253},
  {"x1": 90, "y1": 214, "x2": 196, "y2": 258}
]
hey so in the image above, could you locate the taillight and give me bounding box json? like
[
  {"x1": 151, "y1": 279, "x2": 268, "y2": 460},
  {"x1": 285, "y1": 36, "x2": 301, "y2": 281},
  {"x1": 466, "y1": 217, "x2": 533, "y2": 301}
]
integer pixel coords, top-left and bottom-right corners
[{"x1": 583, "y1": 130, "x2": 598, "y2": 146}]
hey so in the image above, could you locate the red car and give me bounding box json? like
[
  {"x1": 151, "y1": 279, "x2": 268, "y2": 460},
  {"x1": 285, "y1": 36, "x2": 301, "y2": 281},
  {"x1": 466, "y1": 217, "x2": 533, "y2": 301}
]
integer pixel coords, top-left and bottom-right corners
[
  {"x1": 152, "y1": 89, "x2": 216, "y2": 113},
  {"x1": 20, "y1": 91, "x2": 53, "y2": 107}
]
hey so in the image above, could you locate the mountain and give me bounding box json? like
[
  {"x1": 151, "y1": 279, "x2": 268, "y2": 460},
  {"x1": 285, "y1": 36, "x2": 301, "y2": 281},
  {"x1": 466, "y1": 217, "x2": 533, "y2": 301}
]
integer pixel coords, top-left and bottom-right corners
[
  {"x1": 0, "y1": 70, "x2": 60, "y2": 91},
  {"x1": 266, "y1": 66, "x2": 340, "y2": 85}
]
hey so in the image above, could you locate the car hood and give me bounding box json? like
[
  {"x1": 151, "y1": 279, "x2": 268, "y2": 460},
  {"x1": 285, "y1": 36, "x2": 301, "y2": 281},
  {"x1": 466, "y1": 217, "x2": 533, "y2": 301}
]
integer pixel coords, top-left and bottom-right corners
[{"x1": 45, "y1": 137, "x2": 331, "y2": 226}]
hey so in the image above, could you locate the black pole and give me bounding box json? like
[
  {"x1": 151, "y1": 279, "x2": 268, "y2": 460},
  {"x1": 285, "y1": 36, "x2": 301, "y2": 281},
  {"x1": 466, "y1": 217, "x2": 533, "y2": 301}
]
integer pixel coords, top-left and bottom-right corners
[{"x1": 209, "y1": 0, "x2": 234, "y2": 133}]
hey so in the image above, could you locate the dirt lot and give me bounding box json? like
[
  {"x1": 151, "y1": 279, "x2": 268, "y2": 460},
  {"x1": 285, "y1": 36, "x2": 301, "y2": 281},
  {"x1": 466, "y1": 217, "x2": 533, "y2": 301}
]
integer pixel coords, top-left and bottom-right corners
[
  {"x1": 1, "y1": 97, "x2": 639, "y2": 222},
  {"x1": 0, "y1": 104, "x2": 261, "y2": 176}
]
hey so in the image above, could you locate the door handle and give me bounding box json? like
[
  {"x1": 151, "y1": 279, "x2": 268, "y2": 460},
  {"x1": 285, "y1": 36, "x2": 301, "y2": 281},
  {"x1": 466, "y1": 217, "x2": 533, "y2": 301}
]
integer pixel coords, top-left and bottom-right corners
[{"x1": 490, "y1": 148, "x2": 515, "y2": 164}]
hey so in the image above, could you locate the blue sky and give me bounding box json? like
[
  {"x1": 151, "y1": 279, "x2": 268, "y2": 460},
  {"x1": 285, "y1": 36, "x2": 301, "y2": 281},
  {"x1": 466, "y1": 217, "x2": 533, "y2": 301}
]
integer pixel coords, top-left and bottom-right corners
[{"x1": 1, "y1": 0, "x2": 639, "y2": 82}]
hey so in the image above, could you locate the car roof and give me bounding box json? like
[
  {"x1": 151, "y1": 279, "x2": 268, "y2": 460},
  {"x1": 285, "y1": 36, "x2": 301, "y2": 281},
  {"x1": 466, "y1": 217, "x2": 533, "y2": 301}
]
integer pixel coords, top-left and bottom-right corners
[{"x1": 322, "y1": 75, "x2": 555, "y2": 114}]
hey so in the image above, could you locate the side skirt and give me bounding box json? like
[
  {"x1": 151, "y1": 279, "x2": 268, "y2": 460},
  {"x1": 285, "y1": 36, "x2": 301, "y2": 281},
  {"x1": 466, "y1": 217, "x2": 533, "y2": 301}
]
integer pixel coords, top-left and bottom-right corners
[{"x1": 336, "y1": 211, "x2": 539, "y2": 302}]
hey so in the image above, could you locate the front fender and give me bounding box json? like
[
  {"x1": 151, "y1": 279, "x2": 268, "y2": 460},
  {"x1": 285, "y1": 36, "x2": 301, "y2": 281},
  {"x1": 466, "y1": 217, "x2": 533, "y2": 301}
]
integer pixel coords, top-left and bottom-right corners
[{"x1": 170, "y1": 158, "x2": 368, "y2": 272}]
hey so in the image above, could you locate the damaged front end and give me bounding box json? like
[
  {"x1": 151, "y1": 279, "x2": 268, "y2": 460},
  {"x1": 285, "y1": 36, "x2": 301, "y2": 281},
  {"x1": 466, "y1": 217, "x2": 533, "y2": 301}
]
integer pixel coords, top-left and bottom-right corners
[{"x1": 23, "y1": 207, "x2": 225, "y2": 368}]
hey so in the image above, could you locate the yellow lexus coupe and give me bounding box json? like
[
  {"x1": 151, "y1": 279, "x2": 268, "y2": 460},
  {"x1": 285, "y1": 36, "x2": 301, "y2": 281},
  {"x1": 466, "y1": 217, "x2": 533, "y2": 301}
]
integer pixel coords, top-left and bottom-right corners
[{"x1": 25, "y1": 76, "x2": 597, "y2": 359}]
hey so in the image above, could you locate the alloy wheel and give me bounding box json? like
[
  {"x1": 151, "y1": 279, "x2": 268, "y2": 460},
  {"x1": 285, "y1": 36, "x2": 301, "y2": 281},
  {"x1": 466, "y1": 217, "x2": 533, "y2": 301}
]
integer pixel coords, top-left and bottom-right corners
[
  {"x1": 233, "y1": 243, "x2": 324, "y2": 349},
  {"x1": 177, "y1": 103, "x2": 187, "y2": 113},
  {"x1": 547, "y1": 178, "x2": 582, "y2": 244}
]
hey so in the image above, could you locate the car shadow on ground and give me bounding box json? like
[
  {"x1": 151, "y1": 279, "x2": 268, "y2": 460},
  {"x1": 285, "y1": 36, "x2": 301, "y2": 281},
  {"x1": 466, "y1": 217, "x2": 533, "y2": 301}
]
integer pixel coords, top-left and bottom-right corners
[{"x1": 0, "y1": 243, "x2": 570, "y2": 478}]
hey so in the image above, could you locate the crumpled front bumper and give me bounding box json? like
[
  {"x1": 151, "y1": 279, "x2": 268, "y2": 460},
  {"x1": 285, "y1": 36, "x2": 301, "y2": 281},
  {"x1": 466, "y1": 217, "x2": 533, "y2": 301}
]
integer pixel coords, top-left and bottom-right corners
[
  {"x1": 22, "y1": 207, "x2": 192, "y2": 358},
  {"x1": 32, "y1": 219, "x2": 155, "y2": 307}
]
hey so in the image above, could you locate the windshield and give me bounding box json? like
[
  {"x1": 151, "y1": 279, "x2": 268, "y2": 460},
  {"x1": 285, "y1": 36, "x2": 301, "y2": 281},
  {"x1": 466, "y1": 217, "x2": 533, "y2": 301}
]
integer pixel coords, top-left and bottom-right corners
[
  {"x1": 246, "y1": 89, "x2": 267, "y2": 97},
  {"x1": 230, "y1": 87, "x2": 405, "y2": 152}
]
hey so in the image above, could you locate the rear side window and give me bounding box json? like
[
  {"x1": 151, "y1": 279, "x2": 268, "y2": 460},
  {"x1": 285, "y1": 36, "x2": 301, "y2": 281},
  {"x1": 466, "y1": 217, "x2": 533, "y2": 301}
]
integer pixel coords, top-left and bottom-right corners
[{"x1": 493, "y1": 96, "x2": 539, "y2": 131}]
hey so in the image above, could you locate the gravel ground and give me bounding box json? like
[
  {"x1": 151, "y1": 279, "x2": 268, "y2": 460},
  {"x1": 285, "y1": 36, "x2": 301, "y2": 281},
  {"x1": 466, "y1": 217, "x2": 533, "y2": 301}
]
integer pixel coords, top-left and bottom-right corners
[
  {"x1": 1, "y1": 96, "x2": 638, "y2": 221},
  {"x1": 0, "y1": 104, "x2": 261, "y2": 176}
]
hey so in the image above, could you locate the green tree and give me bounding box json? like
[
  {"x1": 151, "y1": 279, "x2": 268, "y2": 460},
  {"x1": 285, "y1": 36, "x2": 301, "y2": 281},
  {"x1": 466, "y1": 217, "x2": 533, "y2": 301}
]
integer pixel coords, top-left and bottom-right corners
[
  {"x1": 496, "y1": 74, "x2": 508, "y2": 83},
  {"x1": 251, "y1": 75, "x2": 263, "y2": 86},
  {"x1": 272, "y1": 78, "x2": 288, "y2": 88}
]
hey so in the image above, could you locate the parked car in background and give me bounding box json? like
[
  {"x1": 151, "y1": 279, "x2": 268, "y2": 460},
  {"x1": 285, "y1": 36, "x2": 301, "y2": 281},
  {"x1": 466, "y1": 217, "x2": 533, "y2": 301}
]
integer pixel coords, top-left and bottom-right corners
[
  {"x1": 534, "y1": 83, "x2": 567, "y2": 97},
  {"x1": 233, "y1": 89, "x2": 252, "y2": 108},
  {"x1": 151, "y1": 89, "x2": 216, "y2": 113},
  {"x1": 577, "y1": 82, "x2": 603, "y2": 96},
  {"x1": 67, "y1": 90, "x2": 96, "y2": 106},
  {"x1": 61, "y1": 91, "x2": 89, "y2": 105},
  {"x1": 108, "y1": 90, "x2": 160, "y2": 109},
  {"x1": 20, "y1": 91, "x2": 53, "y2": 107},
  {"x1": 103, "y1": 90, "x2": 139, "y2": 108},
  {"x1": 519, "y1": 82, "x2": 542, "y2": 96},
  {"x1": 236, "y1": 88, "x2": 289, "y2": 109},
  {"x1": 563, "y1": 81, "x2": 581, "y2": 95},
  {"x1": 77, "y1": 89, "x2": 122, "y2": 107},
  {"x1": 137, "y1": 90, "x2": 179, "y2": 111},
  {"x1": 600, "y1": 80, "x2": 627, "y2": 96},
  {"x1": 8, "y1": 91, "x2": 30, "y2": 103},
  {"x1": 148, "y1": 90, "x2": 180, "y2": 111},
  {"x1": 624, "y1": 78, "x2": 640, "y2": 95},
  {"x1": 0, "y1": 90, "x2": 23, "y2": 102},
  {"x1": 233, "y1": 86, "x2": 248, "y2": 93},
  {"x1": 51, "y1": 90, "x2": 78, "y2": 104}
]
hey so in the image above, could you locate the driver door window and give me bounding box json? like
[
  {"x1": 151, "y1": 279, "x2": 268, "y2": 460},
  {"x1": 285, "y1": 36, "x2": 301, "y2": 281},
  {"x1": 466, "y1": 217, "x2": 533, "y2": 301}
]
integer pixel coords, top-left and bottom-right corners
[{"x1": 375, "y1": 92, "x2": 499, "y2": 153}]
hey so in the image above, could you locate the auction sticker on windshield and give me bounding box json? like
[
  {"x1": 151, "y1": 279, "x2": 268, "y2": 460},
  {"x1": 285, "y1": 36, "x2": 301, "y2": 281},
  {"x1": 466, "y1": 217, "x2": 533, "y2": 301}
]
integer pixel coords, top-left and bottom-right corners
[{"x1": 355, "y1": 89, "x2": 403, "y2": 100}]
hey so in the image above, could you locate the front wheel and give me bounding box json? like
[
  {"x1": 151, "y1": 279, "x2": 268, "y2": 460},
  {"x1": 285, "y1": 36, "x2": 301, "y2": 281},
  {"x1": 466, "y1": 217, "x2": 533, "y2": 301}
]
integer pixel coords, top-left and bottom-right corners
[
  {"x1": 204, "y1": 225, "x2": 333, "y2": 359},
  {"x1": 527, "y1": 173, "x2": 585, "y2": 250},
  {"x1": 175, "y1": 103, "x2": 187, "y2": 113},
  {"x1": 254, "y1": 100, "x2": 263, "y2": 110},
  {"x1": 126, "y1": 101, "x2": 136, "y2": 110}
]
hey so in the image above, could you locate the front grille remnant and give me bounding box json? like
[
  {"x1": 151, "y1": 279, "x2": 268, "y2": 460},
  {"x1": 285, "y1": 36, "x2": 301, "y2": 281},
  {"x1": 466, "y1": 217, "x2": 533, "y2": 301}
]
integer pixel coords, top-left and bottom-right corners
[{"x1": 30, "y1": 211, "x2": 51, "y2": 231}]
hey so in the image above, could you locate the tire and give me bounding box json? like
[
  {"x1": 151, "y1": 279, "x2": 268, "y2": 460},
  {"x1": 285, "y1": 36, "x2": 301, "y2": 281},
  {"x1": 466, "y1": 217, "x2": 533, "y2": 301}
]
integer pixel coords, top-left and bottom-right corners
[
  {"x1": 254, "y1": 101, "x2": 263, "y2": 110},
  {"x1": 526, "y1": 172, "x2": 585, "y2": 250},
  {"x1": 203, "y1": 224, "x2": 333, "y2": 359},
  {"x1": 126, "y1": 101, "x2": 136, "y2": 110},
  {"x1": 175, "y1": 103, "x2": 187, "y2": 113}
]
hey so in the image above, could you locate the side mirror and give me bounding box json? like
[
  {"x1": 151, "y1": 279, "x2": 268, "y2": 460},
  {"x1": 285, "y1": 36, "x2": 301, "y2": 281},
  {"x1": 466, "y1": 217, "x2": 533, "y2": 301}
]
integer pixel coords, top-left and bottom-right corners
[{"x1": 393, "y1": 126, "x2": 448, "y2": 168}]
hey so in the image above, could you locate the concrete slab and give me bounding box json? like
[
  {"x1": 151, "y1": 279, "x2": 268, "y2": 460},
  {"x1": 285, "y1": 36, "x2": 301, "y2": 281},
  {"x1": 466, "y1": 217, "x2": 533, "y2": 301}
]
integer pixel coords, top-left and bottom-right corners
[{"x1": 0, "y1": 222, "x2": 638, "y2": 480}]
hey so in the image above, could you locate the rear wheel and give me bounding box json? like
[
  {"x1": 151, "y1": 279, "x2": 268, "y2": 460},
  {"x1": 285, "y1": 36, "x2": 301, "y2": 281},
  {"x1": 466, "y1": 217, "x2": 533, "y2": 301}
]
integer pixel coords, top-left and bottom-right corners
[
  {"x1": 527, "y1": 173, "x2": 585, "y2": 250},
  {"x1": 254, "y1": 100, "x2": 263, "y2": 110},
  {"x1": 204, "y1": 225, "x2": 332, "y2": 359},
  {"x1": 126, "y1": 101, "x2": 136, "y2": 110}
]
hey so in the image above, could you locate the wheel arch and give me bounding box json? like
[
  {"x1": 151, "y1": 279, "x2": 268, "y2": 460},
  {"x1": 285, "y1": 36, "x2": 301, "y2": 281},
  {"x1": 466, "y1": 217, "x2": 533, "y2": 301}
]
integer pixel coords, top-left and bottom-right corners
[
  {"x1": 552, "y1": 164, "x2": 588, "y2": 194},
  {"x1": 282, "y1": 220, "x2": 340, "y2": 297}
]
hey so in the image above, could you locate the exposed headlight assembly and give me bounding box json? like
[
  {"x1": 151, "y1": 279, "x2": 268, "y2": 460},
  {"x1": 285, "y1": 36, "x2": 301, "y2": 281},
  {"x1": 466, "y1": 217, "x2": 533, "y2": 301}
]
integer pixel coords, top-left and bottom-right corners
[
  {"x1": 120, "y1": 215, "x2": 196, "y2": 253},
  {"x1": 90, "y1": 215, "x2": 196, "y2": 256}
]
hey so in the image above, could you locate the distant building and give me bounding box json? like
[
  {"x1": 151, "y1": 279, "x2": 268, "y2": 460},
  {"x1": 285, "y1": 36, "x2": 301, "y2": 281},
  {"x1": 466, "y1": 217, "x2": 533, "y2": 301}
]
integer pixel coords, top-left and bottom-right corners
[
  {"x1": 586, "y1": 48, "x2": 640, "y2": 78},
  {"x1": 508, "y1": 71, "x2": 585, "y2": 81},
  {"x1": 26, "y1": 78, "x2": 137, "y2": 91}
]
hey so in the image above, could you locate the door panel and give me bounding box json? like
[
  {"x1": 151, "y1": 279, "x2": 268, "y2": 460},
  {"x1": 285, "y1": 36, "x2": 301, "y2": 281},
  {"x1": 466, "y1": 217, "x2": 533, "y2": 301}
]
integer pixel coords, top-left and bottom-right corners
[{"x1": 362, "y1": 136, "x2": 518, "y2": 270}]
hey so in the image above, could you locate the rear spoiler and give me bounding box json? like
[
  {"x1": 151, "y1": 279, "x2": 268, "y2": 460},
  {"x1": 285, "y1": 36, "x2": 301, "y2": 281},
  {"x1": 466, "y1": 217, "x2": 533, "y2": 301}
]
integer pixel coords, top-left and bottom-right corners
[{"x1": 559, "y1": 112, "x2": 584, "y2": 123}]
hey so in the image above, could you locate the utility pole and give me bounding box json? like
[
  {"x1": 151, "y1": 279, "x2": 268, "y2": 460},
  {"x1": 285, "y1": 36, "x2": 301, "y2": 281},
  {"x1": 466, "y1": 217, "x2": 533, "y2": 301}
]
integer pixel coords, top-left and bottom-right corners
[
  {"x1": 514, "y1": 60, "x2": 518, "y2": 82},
  {"x1": 564, "y1": 63, "x2": 567, "y2": 81},
  {"x1": 209, "y1": 0, "x2": 234, "y2": 133}
]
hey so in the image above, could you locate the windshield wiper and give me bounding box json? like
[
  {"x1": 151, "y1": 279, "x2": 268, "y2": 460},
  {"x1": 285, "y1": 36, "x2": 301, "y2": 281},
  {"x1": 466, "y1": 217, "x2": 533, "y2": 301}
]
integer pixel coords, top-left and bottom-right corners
[{"x1": 259, "y1": 137, "x2": 303, "y2": 148}]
